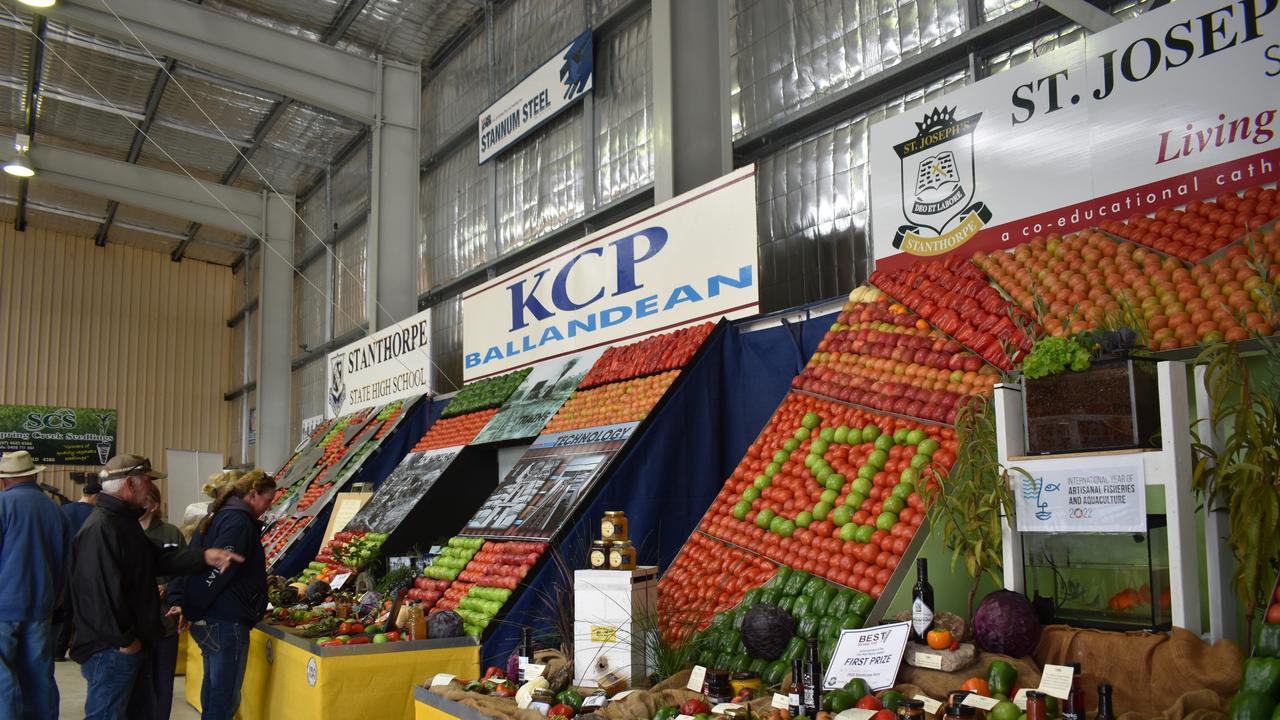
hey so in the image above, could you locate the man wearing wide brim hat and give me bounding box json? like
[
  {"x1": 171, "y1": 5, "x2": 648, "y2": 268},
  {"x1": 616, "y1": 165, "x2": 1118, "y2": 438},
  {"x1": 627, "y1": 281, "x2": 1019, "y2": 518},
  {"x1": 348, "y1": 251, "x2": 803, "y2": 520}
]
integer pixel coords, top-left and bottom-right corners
[
  {"x1": 70, "y1": 453, "x2": 245, "y2": 719},
  {"x1": 0, "y1": 451, "x2": 72, "y2": 719}
]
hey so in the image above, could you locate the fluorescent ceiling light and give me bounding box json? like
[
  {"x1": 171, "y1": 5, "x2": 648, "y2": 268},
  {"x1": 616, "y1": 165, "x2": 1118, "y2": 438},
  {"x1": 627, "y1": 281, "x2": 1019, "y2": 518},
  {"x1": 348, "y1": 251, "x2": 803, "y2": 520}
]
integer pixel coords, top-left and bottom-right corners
[{"x1": 16, "y1": 0, "x2": 57, "y2": 8}]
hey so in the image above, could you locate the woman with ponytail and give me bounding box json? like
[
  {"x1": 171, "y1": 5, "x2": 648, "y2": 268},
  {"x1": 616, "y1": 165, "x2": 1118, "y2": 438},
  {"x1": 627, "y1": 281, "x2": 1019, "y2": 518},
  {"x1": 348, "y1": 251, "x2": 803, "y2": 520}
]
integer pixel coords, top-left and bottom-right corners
[{"x1": 171, "y1": 470, "x2": 275, "y2": 720}]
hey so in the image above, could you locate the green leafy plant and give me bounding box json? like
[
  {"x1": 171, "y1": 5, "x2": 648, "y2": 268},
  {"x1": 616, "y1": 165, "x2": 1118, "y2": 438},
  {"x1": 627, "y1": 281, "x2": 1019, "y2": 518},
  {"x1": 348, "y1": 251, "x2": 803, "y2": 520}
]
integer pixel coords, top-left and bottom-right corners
[
  {"x1": 922, "y1": 396, "x2": 1024, "y2": 624},
  {"x1": 1022, "y1": 335, "x2": 1092, "y2": 379},
  {"x1": 1191, "y1": 338, "x2": 1280, "y2": 648}
]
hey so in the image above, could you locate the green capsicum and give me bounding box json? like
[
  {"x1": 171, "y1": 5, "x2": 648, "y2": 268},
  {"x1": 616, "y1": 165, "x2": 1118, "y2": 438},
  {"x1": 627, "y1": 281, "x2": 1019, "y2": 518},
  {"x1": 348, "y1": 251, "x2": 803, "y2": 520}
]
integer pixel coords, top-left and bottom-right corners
[
  {"x1": 556, "y1": 689, "x2": 584, "y2": 711},
  {"x1": 653, "y1": 706, "x2": 680, "y2": 720},
  {"x1": 1243, "y1": 658, "x2": 1280, "y2": 696},
  {"x1": 792, "y1": 595, "x2": 814, "y2": 619},
  {"x1": 1259, "y1": 624, "x2": 1280, "y2": 659},
  {"x1": 987, "y1": 660, "x2": 1018, "y2": 697}
]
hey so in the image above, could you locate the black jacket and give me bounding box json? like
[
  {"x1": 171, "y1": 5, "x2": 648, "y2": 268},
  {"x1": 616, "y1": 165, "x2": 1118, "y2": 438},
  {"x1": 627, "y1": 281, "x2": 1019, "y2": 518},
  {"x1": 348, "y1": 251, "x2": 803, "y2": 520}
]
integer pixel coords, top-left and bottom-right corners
[
  {"x1": 173, "y1": 496, "x2": 267, "y2": 626},
  {"x1": 69, "y1": 494, "x2": 207, "y2": 662}
]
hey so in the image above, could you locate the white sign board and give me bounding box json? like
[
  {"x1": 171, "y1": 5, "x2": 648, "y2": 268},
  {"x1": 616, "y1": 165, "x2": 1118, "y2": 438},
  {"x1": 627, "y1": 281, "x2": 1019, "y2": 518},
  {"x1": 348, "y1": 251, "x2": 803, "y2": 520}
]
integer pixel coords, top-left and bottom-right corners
[
  {"x1": 462, "y1": 167, "x2": 760, "y2": 381},
  {"x1": 478, "y1": 29, "x2": 593, "y2": 163},
  {"x1": 823, "y1": 621, "x2": 911, "y2": 691},
  {"x1": 299, "y1": 414, "x2": 324, "y2": 445},
  {"x1": 1014, "y1": 454, "x2": 1147, "y2": 533},
  {"x1": 870, "y1": 0, "x2": 1280, "y2": 270},
  {"x1": 325, "y1": 308, "x2": 432, "y2": 418}
]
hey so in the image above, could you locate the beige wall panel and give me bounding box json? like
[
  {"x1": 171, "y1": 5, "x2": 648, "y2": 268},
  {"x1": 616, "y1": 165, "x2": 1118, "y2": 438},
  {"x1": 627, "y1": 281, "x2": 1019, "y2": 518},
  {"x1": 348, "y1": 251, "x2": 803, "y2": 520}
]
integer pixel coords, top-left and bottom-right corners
[{"x1": 0, "y1": 225, "x2": 233, "y2": 501}]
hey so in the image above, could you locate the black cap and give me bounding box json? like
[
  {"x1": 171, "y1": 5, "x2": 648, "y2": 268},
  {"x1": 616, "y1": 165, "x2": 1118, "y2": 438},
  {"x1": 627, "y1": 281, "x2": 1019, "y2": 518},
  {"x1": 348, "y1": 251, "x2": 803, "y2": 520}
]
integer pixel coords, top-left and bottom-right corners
[{"x1": 1069, "y1": 661, "x2": 1082, "y2": 673}]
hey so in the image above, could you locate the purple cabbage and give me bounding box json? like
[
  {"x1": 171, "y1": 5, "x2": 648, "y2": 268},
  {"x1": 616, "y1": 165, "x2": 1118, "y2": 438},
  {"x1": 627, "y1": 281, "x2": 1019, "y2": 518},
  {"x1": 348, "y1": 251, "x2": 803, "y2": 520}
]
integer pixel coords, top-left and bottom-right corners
[{"x1": 972, "y1": 590, "x2": 1042, "y2": 657}]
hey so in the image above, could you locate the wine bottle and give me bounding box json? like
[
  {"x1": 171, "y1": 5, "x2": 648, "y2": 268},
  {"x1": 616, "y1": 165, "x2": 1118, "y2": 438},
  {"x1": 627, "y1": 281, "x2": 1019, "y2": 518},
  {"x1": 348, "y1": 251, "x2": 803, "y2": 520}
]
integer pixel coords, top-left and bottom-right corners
[
  {"x1": 1062, "y1": 662, "x2": 1084, "y2": 720},
  {"x1": 802, "y1": 636, "x2": 823, "y2": 715},
  {"x1": 788, "y1": 659, "x2": 805, "y2": 717},
  {"x1": 910, "y1": 558, "x2": 935, "y2": 644},
  {"x1": 517, "y1": 627, "x2": 533, "y2": 683},
  {"x1": 1094, "y1": 682, "x2": 1115, "y2": 720}
]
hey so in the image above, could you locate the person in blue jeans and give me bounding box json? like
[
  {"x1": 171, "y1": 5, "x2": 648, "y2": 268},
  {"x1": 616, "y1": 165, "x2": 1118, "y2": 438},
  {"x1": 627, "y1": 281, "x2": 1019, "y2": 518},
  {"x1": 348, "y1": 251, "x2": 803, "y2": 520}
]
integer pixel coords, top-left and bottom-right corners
[
  {"x1": 71, "y1": 454, "x2": 243, "y2": 720},
  {"x1": 53, "y1": 471, "x2": 98, "y2": 662},
  {"x1": 0, "y1": 450, "x2": 70, "y2": 720},
  {"x1": 171, "y1": 469, "x2": 275, "y2": 720}
]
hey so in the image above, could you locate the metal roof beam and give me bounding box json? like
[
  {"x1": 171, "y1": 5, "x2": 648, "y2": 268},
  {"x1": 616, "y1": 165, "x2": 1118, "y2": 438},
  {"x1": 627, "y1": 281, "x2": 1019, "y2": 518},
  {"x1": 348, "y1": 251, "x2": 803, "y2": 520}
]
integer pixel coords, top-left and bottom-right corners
[
  {"x1": 34, "y1": 0, "x2": 413, "y2": 124},
  {"x1": 1040, "y1": 0, "x2": 1119, "y2": 32},
  {"x1": 322, "y1": 0, "x2": 372, "y2": 44},
  {"x1": 28, "y1": 144, "x2": 287, "y2": 235},
  {"x1": 14, "y1": 16, "x2": 47, "y2": 233},
  {"x1": 95, "y1": 56, "x2": 177, "y2": 246}
]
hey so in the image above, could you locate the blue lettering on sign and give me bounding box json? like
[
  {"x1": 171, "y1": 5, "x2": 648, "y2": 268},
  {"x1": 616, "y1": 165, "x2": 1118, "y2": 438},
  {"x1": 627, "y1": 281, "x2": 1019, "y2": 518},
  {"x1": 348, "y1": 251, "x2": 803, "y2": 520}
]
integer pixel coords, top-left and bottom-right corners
[
  {"x1": 464, "y1": 263, "x2": 755, "y2": 370},
  {"x1": 507, "y1": 227, "x2": 668, "y2": 331}
]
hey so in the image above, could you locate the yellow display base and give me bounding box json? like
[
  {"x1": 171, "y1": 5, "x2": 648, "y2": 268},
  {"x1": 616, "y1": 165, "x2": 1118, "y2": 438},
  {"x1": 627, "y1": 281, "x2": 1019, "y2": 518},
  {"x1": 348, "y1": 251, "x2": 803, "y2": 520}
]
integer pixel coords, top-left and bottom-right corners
[
  {"x1": 413, "y1": 686, "x2": 494, "y2": 720},
  {"x1": 175, "y1": 632, "x2": 188, "y2": 676},
  {"x1": 184, "y1": 624, "x2": 480, "y2": 720}
]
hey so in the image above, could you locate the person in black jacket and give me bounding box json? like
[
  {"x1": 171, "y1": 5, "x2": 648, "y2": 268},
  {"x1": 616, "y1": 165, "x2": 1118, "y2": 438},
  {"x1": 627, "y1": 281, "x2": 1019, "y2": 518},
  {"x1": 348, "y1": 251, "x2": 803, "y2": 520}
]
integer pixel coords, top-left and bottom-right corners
[
  {"x1": 70, "y1": 455, "x2": 243, "y2": 720},
  {"x1": 173, "y1": 469, "x2": 275, "y2": 720}
]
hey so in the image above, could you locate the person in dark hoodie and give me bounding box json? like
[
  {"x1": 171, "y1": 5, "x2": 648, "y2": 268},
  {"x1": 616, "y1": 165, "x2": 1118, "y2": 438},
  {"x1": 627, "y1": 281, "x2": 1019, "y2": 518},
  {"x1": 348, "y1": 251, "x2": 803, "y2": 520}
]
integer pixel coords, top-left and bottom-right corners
[
  {"x1": 70, "y1": 454, "x2": 243, "y2": 720},
  {"x1": 173, "y1": 469, "x2": 275, "y2": 720}
]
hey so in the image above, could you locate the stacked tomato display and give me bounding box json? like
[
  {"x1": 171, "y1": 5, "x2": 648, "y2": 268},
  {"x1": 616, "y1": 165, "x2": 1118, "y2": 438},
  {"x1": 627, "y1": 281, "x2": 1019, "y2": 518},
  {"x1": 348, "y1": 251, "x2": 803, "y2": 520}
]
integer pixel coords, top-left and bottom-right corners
[
  {"x1": 658, "y1": 533, "x2": 778, "y2": 644},
  {"x1": 796, "y1": 286, "x2": 997, "y2": 424},
  {"x1": 1099, "y1": 184, "x2": 1278, "y2": 263},
  {"x1": 974, "y1": 229, "x2": 1279, "y2": 348},
  {"x1": 543, "y1": 371, "x2": 679, "y2": 433},
  {"x1": 455, "y1": 541, "x2": 546, "y2": 589},
  {"x1": 415, "y1": 408, "x2": 499, "y2": 450},
  {"x1": 419, "y1": 539, "x2": 547, "y2": 637},
  {"x1": 407, "y1": 577, "x2": 450, "y2": 607},
  {"x1": 871, "y1": 256, "x2": 1036, "y2": 370},
  {"x1": 263, "y1": 516, "x2": 313, "y2": 565},
  {"x1": 579, "y1": 322, "x2": 714, "y2": 388}
]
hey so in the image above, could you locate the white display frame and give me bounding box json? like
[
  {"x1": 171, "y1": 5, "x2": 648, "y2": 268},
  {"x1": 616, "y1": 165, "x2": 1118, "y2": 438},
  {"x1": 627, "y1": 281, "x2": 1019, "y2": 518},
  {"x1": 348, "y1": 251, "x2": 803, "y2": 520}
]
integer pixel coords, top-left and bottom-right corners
[{"x1": 992, "y1": 361, "x2": 1231, "y2": 638}]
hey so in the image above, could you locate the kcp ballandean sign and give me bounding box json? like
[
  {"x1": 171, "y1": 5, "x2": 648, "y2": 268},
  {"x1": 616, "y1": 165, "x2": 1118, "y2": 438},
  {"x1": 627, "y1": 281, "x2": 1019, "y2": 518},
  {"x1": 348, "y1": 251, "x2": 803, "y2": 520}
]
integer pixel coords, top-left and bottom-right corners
[
  {"x1": 478, "y1": 29, "x2": 593, "y2": 164},
  {"x1": 0, "y1": 405, "x2": 117, "y2": 465},
  {"x1": 870, "y1": 0, "x2": 1280, "y2": 269},
  {"x1": 462, "y1": 166, "x2": 760, "y2": 381},
  {"x1": 326, "y1": 308, "x2": 432, "y2": 418}
]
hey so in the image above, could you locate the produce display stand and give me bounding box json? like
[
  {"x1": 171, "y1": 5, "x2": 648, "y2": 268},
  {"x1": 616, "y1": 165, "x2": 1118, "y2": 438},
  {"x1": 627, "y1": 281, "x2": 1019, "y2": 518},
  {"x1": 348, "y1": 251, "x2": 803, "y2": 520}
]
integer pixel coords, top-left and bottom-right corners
[
  {"x1": 992, "y1": 362, "x2": 1209, "y2": 634},
  {"x1": 183, "y1": 622, "x2": 479, "y2": 720},
  {"x1": 413, "y1": 686, "x2": 490, "y2": 720}
]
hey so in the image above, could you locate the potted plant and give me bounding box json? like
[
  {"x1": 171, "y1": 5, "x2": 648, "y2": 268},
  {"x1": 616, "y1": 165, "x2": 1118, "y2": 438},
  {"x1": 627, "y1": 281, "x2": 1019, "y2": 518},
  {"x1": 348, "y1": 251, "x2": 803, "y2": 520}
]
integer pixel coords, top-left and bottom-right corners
[{"x1": 1020, "y1": 328, "x2": 1161, "y2": 456}]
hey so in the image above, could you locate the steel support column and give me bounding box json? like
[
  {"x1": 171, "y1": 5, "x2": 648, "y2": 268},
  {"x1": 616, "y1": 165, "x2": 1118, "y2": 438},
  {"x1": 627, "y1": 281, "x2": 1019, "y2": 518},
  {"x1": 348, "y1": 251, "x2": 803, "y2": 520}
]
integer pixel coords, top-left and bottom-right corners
[
  {"x1": 367, "y1": 59, "x2": 422, "y2": 330},
  {"x1": 255, "y1": 193, "x2": 296, "y2": 471},
  {"x1": 650, "y1": 0, "x2": 732, "y2": 201}
]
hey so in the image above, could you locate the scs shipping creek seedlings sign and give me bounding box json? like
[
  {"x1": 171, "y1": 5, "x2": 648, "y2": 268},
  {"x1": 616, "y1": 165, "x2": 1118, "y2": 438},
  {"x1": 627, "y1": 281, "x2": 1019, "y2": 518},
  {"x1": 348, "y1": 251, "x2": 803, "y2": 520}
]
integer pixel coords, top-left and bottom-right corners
[
  {"x1": 0, "y1": 405, "x2": 117, "y2": 465},
  {"x1": 326, "y1": 309, "x2": 432, "y2": 418},
  {"x1": 462, "y1": 167, "x2": 760, "y2": 381},
  {"x1": 869, "y1": 0, "x2": 1280, "y2": 269}
]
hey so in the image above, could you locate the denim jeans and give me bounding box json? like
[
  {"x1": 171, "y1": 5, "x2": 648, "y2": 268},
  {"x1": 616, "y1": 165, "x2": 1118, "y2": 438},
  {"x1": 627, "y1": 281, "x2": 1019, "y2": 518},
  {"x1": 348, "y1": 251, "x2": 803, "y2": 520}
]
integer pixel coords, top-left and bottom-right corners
[
  {"x1": 80, "y1": 647, "x2": 142, "y2": 720},
  {"x1": 0, "y1": 619, "x2": 58, "y2": 720},
  {"x1": 191, "y1": 619, "x2": 251, "y2": 720}
]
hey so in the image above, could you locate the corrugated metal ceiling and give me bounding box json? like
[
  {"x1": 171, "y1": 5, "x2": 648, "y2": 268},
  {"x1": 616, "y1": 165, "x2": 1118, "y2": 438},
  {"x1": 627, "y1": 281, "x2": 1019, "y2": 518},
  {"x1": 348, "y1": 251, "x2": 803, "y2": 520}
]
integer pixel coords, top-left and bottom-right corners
[{"x1": 0, "y1": 0, "x2": 484, "y2": 266}]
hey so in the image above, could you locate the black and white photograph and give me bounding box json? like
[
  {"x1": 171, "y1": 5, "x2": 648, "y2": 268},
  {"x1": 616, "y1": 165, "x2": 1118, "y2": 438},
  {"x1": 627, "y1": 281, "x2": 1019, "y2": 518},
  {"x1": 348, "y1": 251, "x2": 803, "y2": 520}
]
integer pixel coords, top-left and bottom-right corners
[
  {"x1": 472, "y1": 348, "x2": 606, "y2": 444},
  {"x1": 346, "y1": 446, "x2": 462, "y2": 533}
]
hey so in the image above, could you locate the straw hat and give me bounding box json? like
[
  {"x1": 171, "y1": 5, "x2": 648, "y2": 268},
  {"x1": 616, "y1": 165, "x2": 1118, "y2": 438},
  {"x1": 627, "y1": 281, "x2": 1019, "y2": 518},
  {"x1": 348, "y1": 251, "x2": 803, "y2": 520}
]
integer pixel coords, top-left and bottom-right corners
[{"x1": 0, "y1": 451, "x2": 45, "y2": 479}]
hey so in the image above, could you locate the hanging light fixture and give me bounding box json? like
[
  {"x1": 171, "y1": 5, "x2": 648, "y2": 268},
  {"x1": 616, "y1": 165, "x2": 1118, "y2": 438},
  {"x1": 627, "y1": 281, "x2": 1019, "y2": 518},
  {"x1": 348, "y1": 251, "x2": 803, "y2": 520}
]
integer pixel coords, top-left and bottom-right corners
[
  {"x1": 3, "y1": 134, "x2": 34, "y2": 178},
  {"x1": 16, "y1": 0, "x2": 57, "y2": 8}
]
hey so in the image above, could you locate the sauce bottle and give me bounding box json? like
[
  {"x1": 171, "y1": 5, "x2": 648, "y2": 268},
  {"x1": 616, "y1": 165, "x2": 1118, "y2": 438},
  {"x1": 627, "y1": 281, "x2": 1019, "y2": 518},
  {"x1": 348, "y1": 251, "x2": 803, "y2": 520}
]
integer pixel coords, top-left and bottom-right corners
[
  {"x1": 1094, "y1": 683, "x2": 1115, "y2": 720},
  {"x1": 787, "y1": 659, "x2": 804, "y2": 717},
  {"x1": 1062, "y1": 662, "x2": 1085, "y2": 720},
  {"x1": 802, "y1": 637, "x2": 823, "y2": 715},
  {"x1": 1026, "y1": 691, "x2": 1048, "y2": 720}
]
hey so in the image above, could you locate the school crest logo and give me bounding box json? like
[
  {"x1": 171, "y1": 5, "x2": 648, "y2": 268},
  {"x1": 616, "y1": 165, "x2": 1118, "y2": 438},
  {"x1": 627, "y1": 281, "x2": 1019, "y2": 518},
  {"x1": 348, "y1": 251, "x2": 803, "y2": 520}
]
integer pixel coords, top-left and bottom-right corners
[
  {"x1": 892, "y1": 106, "x2": 992, "y2": 256},
  {"x1": 327, "y1": 353, "x2": 347, "y2": 417}
]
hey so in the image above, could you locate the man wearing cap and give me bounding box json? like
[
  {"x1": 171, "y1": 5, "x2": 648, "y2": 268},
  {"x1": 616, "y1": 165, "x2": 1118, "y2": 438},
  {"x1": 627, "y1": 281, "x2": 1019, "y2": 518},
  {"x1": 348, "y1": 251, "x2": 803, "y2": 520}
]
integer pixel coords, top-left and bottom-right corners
[
  {"x1": 53, "y1": 471, "x2": 100, "y2": 662},
  {"x1": 71, "y1": 454, "x2": 244, "y2": 720},
  {"x1": 0, "y1": 450, "x2": 72, "y2": 720}
]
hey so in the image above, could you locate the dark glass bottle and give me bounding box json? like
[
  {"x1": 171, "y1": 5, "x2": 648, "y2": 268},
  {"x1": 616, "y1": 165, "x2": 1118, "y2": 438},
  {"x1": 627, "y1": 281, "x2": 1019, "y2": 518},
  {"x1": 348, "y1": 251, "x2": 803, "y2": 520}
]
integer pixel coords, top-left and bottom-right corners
[
  {"x1": 1094, "y1": 683, "x2": 1115, "y2": 720},
  {"x1": 801, "y1": 637, "x2": 823, "y2": 715},
  {"x1": 788, "y1": 660, "x2": 805, "y2": 717},
  {"x1": 910, "y1": 558, "x2": 935, "y2": 644},
  {"x1": 517, "y1": 627, "x2": 533, "y2": 683},
  {"x1": 1062, "y1": 662, "x2": 1085, "y2": 720}
]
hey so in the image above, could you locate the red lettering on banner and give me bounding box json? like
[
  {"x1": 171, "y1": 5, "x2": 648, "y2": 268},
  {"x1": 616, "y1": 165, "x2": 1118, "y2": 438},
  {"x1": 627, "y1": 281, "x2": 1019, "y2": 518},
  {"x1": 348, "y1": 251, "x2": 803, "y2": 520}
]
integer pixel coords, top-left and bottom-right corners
[{"x1": 876, "y1": 147, "x2": 1280, "y2": 271}]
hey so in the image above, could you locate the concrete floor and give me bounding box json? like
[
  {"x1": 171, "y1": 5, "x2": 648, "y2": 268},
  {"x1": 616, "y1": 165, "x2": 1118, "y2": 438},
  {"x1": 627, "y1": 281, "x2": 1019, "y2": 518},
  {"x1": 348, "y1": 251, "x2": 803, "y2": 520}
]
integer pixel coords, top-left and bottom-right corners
[{"x1": 55, "y1": 659, "x2": 201, "y2": 719}]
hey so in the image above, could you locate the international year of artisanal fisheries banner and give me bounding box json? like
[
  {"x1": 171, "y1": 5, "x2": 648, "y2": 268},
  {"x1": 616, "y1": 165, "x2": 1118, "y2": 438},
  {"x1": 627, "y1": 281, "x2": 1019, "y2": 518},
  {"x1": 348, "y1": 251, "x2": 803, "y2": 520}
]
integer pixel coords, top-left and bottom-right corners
[{"x1": 0, "y1": 405, "x2": 118, "y2": 465}]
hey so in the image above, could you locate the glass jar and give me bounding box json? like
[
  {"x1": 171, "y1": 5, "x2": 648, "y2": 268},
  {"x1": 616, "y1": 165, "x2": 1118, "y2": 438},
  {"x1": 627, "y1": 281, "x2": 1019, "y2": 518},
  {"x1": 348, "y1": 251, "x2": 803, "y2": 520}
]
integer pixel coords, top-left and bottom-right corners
[
  {"x1": 730, "y1": 671, "x2": 761, "y2": 697},
  {"x1": 589, "y1": 540, "x2": 611, "y2": 569},
  {"x1": 608, "y1": 540, "x2": 637, "y2": 570},
  {"x1": 601, "y1": 511, "x2": 629, "y2": 541},
  {"x1": 705, "y1": 669, "x2": 734, "y2": 705},
  {"x1": 898, "y1": 699, "x2": 927, "y2": 720}
]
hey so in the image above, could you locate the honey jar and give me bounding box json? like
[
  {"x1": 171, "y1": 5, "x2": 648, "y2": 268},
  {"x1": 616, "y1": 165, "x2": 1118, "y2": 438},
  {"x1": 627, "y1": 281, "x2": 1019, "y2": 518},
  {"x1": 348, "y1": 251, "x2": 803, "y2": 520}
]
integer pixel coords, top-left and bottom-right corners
[
  {"x1": 601, "y1": 511, "x2": 629, "y2": 540},
  {"x1": 589, "y1": 540, "x2": 610, "y2": 569},
  {"x1": 607, "y1": 540, "x2": 636, "y2": 570}
]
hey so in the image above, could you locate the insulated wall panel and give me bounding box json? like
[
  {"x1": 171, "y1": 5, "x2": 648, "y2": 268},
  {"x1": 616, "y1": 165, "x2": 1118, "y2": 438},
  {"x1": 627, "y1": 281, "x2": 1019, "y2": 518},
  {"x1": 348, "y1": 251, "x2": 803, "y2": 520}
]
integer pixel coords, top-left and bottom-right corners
[
  {"x1": 0, "y1": 225, "x2": 232, "y2": 495},
  {"x1": 296, "y1": 189, "x2": 330, "y2": 261},
  {"x1": 419, "y1": 138, "x2": 491, "y2": 293},
  {"x1": 730, "y1": 0, "x2": 965, "y2": 138},
  {"x1": 430, "y1": 294, "x2": 463, "y2": 395},
  {"x1": 492, "y1": 0, "x2": 587, "y2": 95},
  {"x1": 333, "y1": 222, "x2": 367, "y2": 337},
  {"x1": 495, "y1": 108, "x2": 585, "y2": 254},
  {"x1": 421, "y1": 28, "x2": 489, "y2": 156},
  {"x1": 293, "y1": 258, "x2": 326, "y2": 351},
  {"x1": 595, "y1": 12, "x2": 653, "y2": 206},
  {"x1": 291, "y1": 358, "x2": 325, "y2": 443},
  {"x1": 332, "y1": 142, "x2": 370, "y2": 229},
  {"x1": 754, "y1": 71, "x2": 966, "y2": 311}
]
